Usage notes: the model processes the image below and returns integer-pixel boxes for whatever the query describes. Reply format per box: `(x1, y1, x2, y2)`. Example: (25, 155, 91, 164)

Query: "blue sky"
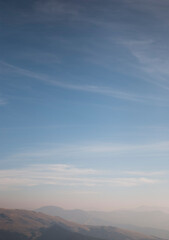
(0, 0, 169, 210)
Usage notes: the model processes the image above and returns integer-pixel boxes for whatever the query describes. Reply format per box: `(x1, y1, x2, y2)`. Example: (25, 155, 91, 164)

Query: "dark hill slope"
(0, 229, 29, 240)
(37, 225, 102, 240)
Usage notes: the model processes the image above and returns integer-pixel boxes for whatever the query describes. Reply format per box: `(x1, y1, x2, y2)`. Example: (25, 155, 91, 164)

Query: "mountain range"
(35, 206, 169, 239)
(0, 208, 165, 240)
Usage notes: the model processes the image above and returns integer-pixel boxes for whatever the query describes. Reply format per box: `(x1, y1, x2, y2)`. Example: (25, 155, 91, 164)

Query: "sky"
(0, 0, 169, 211)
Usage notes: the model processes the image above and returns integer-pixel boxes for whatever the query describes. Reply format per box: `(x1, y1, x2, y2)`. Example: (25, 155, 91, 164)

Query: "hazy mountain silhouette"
(0, 208, 163, 240)
(36, 206, 169, 239)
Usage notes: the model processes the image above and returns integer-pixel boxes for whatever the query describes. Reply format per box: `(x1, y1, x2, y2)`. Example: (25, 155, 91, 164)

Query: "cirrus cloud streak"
(0, 164, 161, 190)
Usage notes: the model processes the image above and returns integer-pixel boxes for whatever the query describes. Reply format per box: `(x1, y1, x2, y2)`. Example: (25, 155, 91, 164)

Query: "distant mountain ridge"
(0, 208, 163, 240)
(35, 206, 169, 239)
(133, 206, 169, 213)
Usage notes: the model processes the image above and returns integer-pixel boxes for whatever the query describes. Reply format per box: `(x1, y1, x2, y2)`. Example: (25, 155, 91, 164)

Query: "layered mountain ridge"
(35, 206, 169, 239)
(0, 208, 164, 240)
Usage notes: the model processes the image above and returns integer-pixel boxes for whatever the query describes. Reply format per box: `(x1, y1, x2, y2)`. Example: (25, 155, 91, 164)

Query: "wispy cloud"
(0, 97, 7, 106)
(0, 164, 160, 189)
(17, 50, 61, 65)
(124, 171, 167, 177)
(123, 39, 169, 90)
(127, 0, 169, 24)
(11, 141, 169, 160)
(34, 0, 80, 18)
(2, 141, 169, 171)
(0, 60, 168, 104)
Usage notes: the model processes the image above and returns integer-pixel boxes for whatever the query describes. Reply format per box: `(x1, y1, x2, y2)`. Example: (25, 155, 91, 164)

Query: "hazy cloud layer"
(9, 141, 169, 160)
(0, 164, 161, 189)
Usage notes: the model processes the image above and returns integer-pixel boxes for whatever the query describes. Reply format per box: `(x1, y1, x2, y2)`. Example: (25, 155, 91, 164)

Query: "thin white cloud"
(0, 164, 160, 189)
(10, 141, 169, 161)
(0, 60, 168, 104)
(124, 171, 167, 177)
(123, 39, 169, 90)
(34, 0, 80, 19)
(0, 98, 7, 105)
(127, 0, 169, 24)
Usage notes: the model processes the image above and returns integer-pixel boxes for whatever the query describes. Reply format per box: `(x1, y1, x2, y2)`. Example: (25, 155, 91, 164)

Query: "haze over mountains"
(0, 208, 164, 240)
(36, 206, 169, 239)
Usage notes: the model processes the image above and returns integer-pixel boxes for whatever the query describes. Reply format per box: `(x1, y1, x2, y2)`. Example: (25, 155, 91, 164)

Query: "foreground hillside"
(0, 208, 164, 240)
